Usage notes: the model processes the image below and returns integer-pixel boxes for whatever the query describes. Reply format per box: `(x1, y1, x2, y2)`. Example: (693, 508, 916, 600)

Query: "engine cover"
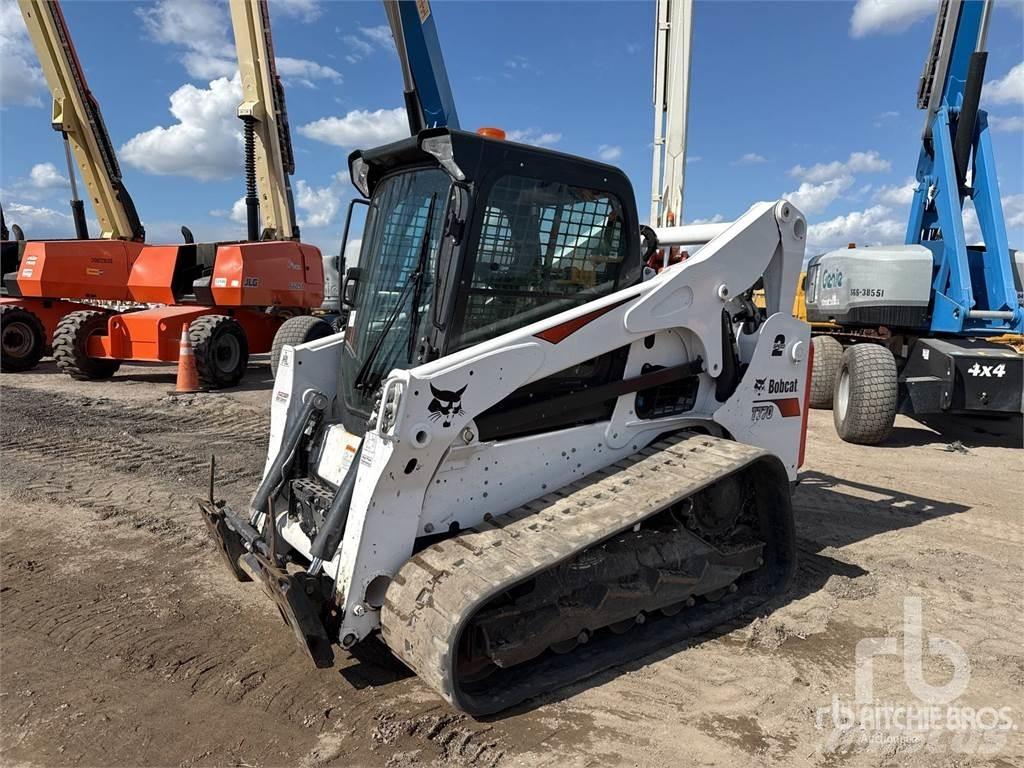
(805, 244, 933, 330)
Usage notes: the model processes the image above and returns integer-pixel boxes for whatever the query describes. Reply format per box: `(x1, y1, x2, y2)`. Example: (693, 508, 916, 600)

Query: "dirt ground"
(1, 358, 1021, 768)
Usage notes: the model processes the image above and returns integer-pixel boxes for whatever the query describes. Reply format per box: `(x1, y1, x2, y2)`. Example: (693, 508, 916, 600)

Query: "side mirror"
(342, 267, 361, 309)
(433, 182, 471, 330)
(339, 198, 369, 314)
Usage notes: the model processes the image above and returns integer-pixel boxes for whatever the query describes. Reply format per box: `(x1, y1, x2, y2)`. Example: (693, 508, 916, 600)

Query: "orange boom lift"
(4, 0, 326, 388)
(0, 0, 149, 372)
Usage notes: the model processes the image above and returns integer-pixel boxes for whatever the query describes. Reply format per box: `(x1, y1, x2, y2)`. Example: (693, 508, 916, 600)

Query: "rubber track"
(381, 433, 771, 715)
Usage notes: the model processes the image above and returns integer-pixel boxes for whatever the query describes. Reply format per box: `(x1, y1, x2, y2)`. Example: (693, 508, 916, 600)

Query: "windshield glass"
(341, 168, 450, 416)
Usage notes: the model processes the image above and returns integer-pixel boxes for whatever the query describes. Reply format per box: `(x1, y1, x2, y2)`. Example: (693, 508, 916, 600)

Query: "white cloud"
(228, 197, 248, 224)
(0, 0, 46, 107)
(295, 179, 341, 228)
(28, 162, 68, 189)
(1004, 193, 1024, 229)
(806, 204, 906, 252)
(344, 25, 395, 64)
(140, 0, 336, 85)
(215, 173, 348, 231)
(299, 107, 408, 148)
(691, 214, 725, 225)
(507, 128, 562, 147)
(276, 56, 342, 89)
(985, 62, 1024, 106)
(785, 176, 855, 215)
(597, 145, 622, 162)
(182, 53, 236, 80)
(0, 201, 74, 238)
(989, 115, 1024, 132)
(120, 74, 242, 181)
(873, 178, 917, 207)
(733, 152, 766, 166)
(789, 151, 890, 183)
(137, 0, 236, 80)
(850, 0, 935, 38)
(358, 25, 395, 51)
(270, 0, 321, 23)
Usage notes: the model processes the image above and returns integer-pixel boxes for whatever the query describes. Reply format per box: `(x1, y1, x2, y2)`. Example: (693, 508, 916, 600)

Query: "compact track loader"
(201, 128, 812, 715)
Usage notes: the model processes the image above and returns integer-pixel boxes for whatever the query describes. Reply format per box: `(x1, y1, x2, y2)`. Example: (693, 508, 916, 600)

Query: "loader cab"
(338, 128, 644, 433)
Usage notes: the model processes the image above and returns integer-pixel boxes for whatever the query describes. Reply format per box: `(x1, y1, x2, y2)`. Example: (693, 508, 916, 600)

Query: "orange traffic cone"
(172, 322, 202, 394)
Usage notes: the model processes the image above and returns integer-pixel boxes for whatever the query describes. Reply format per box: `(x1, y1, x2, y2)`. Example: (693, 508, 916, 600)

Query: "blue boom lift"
(803, 0, 1023, 444)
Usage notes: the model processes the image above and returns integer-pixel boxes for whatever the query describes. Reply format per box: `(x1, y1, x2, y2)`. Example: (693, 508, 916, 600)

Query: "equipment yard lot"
(1, 363, 1021, 768)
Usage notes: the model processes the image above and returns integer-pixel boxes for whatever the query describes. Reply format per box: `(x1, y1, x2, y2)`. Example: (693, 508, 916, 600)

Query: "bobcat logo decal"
(754, 377, 767, 395)
(428, 383, 466, 428)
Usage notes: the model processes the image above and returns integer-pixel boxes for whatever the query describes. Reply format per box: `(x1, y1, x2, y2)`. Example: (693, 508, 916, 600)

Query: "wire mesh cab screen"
(456, 174, 627, 349)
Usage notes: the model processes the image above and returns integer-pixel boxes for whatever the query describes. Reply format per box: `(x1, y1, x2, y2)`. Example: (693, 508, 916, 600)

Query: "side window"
(457, 175, 628, 348)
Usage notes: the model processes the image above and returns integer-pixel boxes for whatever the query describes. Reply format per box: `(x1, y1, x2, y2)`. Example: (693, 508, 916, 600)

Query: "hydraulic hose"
(248, 389, 327, 522)
(953, 51, 987, 196)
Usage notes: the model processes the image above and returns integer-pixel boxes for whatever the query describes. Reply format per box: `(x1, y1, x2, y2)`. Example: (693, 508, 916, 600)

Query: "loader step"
(380, 433, 796, 715)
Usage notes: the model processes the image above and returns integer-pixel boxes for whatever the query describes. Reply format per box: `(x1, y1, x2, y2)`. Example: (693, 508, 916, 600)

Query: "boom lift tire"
(0, 305, 46, 372)
(189, 315, 249, 389)
(53, 310, 121, 380)
(809, 335, 844, 409)
(270, 315, 333, 377)
(833, 343, 898, 445)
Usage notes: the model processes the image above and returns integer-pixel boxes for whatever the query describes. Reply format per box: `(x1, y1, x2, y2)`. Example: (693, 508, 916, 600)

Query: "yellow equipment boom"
(228, 0, 298, 241)
(18, 0, 144, 241)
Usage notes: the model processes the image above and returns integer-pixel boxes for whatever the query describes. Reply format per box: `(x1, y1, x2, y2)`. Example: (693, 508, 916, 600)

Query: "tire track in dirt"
(1, 374, 513, 767)
(0, 529, 511, 767)
(1, 385, 267, 545)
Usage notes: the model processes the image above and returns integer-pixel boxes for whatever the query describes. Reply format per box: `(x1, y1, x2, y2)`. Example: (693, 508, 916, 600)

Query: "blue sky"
(1, 0, 1022, 257)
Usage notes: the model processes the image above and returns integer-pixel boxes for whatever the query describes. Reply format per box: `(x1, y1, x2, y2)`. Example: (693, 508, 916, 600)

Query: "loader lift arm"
(18, 0, 144, 241)
(229, 0, 300, 242)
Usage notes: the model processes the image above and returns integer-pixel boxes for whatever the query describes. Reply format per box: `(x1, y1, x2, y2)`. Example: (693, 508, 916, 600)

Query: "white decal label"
(213, 277, 227, 287)
(967, 363, 1006, 378)
(922, 349, 930, 360)
(360, 431, 379, 467)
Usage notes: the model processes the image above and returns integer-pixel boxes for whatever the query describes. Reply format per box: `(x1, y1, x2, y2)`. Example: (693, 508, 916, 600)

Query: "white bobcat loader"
(200, 128, 812, 715)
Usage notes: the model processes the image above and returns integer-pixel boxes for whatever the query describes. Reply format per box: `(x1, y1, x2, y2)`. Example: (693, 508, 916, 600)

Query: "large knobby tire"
(809, 335, 844, 409)
(270, 315, 333, 377)
(52, 310, 121, 380)
(190, 315, 249, 389)
(0, 305, 46, 372)
(833, 344, 898, 445)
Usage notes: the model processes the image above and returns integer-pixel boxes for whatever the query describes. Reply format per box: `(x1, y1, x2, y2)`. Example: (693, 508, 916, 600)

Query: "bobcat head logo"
(428, 383, 466, 428)
(754, 377, 767, 395)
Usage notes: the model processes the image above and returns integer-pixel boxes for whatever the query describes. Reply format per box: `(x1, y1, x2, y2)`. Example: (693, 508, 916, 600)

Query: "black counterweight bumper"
(901, 337, 1023, 416)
